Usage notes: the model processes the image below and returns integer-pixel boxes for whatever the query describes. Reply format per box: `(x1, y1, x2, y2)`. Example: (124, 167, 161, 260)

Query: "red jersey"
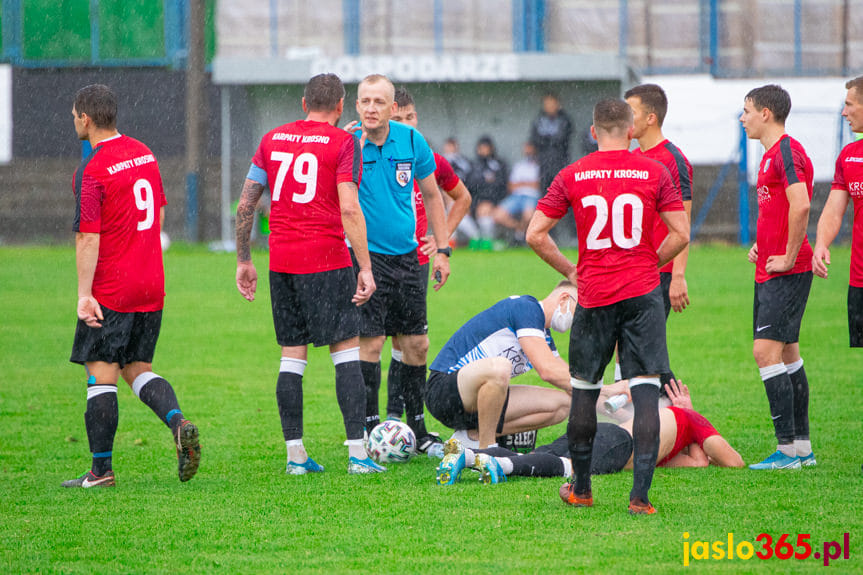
(755, 135, 814, 283)
(252, 120, 361, 274)
(538, 149, 683, 308)
(413, 152, 461, 265)
(73, 135, 166, 313)
(831, 139, 863, 287)
(633, 139, 693, 274)
(658, 407, 720, 467)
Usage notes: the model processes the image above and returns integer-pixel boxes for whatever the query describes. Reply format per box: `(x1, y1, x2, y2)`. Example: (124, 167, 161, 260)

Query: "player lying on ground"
(425, 282, 577, 458)
(435, 379, 743, 485)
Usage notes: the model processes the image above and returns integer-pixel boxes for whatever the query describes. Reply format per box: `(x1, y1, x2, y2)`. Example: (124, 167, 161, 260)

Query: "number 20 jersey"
(251, 120, 362, 274)
(538, 149, 683, 308)
(73, 135, 166, 313)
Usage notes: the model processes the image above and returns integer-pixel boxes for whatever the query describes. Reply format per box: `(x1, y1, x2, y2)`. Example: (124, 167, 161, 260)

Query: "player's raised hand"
(343, 120, 367, 149)
(432, 254, 450, 291)
(353, 268, 376, 306)
(77, 296, 104, 328)
(747, 243, 758, 264)
(236, 261, 258, 302)
(665, 378, 693, 410)
(812, 245, 831, 278)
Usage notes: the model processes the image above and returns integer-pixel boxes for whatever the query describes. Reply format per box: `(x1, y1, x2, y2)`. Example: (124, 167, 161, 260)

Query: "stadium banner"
(213, 53, 628, 85)
(0, 65, 10, 164)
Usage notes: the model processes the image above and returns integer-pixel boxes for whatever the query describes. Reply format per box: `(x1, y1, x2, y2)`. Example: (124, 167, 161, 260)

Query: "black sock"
(385, 358, 404, 418)
(763, 371, 795, 444)
(276, 371, 303, 441)
(659, 371, 676, 396)
(401, 363, 429, 439)
(630, 384, 660, 504)
(507, 453, 566, 477)
(567, 388, 600, 494)
(135, 375, 183, 432)
(361, 360, 381, 431)
(789, 365, 809, 440)
(335, 360, 365, 441)
(86, 385, 118, 476)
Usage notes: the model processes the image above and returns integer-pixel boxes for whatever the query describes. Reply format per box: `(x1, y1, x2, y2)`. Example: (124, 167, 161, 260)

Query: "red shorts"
(658, 406, 720, 466)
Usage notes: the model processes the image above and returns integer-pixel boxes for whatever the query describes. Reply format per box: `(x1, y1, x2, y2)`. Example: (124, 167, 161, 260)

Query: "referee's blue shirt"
(356, 121, 436, 255)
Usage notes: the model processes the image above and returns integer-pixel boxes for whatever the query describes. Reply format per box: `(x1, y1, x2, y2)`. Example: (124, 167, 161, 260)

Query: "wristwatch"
(436, 247, 452, 257)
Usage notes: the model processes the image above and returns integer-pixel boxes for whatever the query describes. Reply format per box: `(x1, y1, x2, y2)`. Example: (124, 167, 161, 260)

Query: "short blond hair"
(359, 74, 394, 102)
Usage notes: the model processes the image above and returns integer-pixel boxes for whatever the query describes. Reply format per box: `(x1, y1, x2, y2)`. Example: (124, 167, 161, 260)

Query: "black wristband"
(436, 247, 452, 257)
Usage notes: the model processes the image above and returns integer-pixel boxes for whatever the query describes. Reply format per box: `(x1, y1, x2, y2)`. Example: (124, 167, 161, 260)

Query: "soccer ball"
(366, 421, 416, 463)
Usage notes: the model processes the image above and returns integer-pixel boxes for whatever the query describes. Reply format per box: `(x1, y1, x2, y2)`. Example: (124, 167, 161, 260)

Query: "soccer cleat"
(61, 470, 116, 488)
(348, 456, 386, 474)
(798, 452, 817, 467)
(628, 499, 657, 515)
(175, 419, 201, 482)
(416, 432, 444, 454)
(436, 438, 466, 485)
(748, 450, 801, 470)
(474, 453, 506, 484)
(559, 481, 592, 507)
(286, 458, 324, 475)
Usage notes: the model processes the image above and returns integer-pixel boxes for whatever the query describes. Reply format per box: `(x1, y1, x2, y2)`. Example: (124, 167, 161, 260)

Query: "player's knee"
(488, 357, 512, 388)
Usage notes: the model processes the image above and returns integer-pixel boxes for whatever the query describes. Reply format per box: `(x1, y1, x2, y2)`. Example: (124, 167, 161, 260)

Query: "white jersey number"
(270, 151, 319, 204)
(581, 193, 643, 250)
(133, 178, 155, 231)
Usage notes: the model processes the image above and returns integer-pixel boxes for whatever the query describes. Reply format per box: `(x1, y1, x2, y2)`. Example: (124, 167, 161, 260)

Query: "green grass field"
(1, 244, 861, 573)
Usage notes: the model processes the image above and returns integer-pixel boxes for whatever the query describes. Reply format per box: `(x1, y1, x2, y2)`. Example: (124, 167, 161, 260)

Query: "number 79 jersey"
(251, 120, 362, 274)
(537, 149, 683, 308)
(73, 135, 166, 313)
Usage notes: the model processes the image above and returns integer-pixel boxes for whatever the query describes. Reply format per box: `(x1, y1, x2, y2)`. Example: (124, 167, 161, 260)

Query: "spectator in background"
(494, 141, 540, 245)
(530, 92, 574, 193)
(469, 135, 508, 248)
(443, 137, 480, 245)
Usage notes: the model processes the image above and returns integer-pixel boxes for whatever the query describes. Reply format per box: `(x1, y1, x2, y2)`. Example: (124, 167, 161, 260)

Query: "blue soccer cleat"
(749, 450, 801, 470)
(798, 452, 817, 467)
(436, 438, 466, 485)
(474, 453, 506, 484)
(348, 456, 386, 474)
(286, 458, 325, 475)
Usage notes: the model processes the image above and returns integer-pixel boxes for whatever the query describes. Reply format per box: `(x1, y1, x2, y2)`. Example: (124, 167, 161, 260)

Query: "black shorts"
(353, 250, 427, 337)
(419, 262, 430, 300)
(70, 307, 162, 368)
(849, 285, 863, 348)
(270, 267, 359, 347)
(532, 424, 633, 475)
(659, 272, 672, 319)
(752, 272, 812, 343)
(425, 369, 509, 432)
(569, 286, 670, 383)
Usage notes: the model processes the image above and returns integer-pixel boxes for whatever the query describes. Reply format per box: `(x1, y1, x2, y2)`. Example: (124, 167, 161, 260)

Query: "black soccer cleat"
(176, 419, 201, 482)
(416, 432, 444, 454)
(61, 469, 116, 488)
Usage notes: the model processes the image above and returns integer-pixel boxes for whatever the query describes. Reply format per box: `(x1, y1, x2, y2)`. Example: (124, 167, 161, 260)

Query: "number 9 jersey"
(249, 120, 362, 274)
(73, 134, 166, 313)
(537, 149, 683, 308)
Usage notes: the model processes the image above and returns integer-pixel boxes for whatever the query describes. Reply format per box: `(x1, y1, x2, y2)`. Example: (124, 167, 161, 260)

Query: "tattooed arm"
(235, 179, 265, 301)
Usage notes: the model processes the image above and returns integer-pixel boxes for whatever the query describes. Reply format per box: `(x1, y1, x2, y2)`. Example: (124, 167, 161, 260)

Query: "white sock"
(614, 362, 622, 382)
(777, 443, 796, 457)
(463, 447, 476, 464)
(286, 439, 308, 463)
(458, 215, 480, 239)
(496, 457, 514, 475)
(451, 430, 479, 449)
(560, 456, 572, 477)
(478, 216, 495, 238)
(794, 439, 812, 457)
(345, 438, 366, 460)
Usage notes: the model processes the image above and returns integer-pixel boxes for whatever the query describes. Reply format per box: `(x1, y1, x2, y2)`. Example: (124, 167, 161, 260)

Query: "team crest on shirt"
(395, 162, 412, 187)
(763, 159, 771, 173)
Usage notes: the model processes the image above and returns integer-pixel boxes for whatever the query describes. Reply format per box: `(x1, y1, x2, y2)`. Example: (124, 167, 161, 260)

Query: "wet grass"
(1, 244, 861, 573)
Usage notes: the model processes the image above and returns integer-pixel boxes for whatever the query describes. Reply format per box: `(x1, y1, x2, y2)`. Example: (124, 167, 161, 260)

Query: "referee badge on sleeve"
(395, 162, 412, 187)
